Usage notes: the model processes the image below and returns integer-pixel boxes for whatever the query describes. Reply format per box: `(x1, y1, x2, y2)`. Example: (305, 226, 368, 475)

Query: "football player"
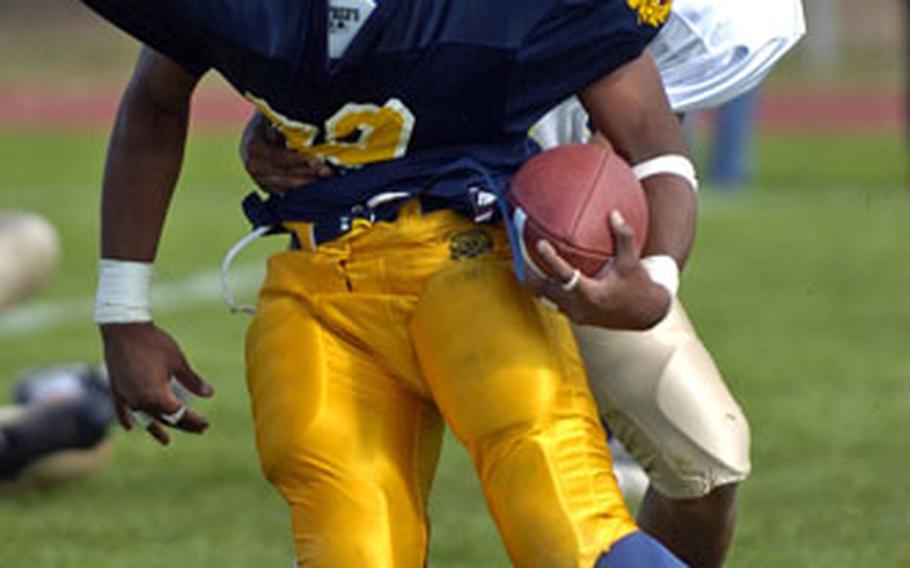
(531, 3, 805, 566)
(80, 0, 698, 564)
(239, 1, 806, 566)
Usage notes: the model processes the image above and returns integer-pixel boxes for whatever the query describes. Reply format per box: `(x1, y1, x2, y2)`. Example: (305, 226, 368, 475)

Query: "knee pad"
(573, 301, 751, 499)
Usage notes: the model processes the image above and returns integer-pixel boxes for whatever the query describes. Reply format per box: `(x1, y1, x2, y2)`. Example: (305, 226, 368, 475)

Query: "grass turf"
(0, 128, 908, 566)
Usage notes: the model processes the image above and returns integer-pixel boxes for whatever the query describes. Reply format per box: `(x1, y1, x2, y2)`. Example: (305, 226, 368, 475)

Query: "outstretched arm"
(97, 47, 213, 445)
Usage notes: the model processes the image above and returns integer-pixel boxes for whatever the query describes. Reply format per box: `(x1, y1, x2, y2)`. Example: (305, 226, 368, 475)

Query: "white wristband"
(94, 259, 153, 324)
(633, 155, 699, 192)
(641, 255, 680, 297)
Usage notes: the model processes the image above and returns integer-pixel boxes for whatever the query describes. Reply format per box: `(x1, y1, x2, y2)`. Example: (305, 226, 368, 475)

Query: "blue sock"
(595, 531, 688, 567)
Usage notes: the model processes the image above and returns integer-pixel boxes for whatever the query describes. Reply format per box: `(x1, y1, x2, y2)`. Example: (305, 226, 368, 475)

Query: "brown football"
(507, 143, 648, 277)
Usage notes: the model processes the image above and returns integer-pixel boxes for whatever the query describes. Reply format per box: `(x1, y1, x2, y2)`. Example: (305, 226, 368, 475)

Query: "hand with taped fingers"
(525, 210, 672, 330)
(240, 111, 333, 194)
(100, 322, 214, 445)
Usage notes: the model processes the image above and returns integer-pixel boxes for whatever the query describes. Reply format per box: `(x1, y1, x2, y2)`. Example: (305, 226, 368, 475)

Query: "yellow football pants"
(244, 202, 637, 567)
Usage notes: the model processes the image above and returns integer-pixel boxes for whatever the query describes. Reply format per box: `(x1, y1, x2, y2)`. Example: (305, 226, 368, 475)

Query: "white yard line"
(0, 265, 264, 337)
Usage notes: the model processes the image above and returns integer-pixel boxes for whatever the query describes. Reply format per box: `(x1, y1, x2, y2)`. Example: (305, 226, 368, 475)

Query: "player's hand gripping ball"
(507, 143, 648, 277)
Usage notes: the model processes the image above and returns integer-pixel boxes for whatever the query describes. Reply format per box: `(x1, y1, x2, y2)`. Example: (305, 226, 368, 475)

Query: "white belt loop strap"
(632, 154, 699, 192)
(366, 191, 411, 210)
(220, 225, 271, 315)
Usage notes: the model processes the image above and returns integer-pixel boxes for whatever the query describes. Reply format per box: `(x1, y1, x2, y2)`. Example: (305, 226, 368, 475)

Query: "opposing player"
(80, 0, 698, 564)
(241, 1, 806, 566)
(532, 2, 805, 566)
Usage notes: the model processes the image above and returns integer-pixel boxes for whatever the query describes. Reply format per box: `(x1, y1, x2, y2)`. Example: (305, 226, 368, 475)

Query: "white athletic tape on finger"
(633, 155, 699, 192)
(169, 376, 198, 404)
(159, 405, 187, 426)
(127, 377, 195, 431)
(130, 409, 153, 429)
(561, 269, 581, 292)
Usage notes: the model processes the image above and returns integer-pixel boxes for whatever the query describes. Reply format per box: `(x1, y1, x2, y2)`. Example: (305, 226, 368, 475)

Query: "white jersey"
(530, 0, 806, 149)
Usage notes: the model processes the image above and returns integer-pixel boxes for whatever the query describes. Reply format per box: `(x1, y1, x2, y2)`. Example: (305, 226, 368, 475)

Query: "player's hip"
(262, 200, 513, 299)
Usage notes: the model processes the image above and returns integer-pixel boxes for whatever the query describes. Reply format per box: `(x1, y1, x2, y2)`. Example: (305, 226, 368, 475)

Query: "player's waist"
(242, 139, 537, 246)
(260, 202, 513, 297)
(286, 200, 511, 255)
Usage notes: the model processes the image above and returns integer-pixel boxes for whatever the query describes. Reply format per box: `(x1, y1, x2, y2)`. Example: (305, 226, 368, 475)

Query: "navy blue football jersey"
(83, 0, 669, 232)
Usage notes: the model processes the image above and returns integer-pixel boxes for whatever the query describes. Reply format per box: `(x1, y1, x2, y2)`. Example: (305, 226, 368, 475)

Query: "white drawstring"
(220, 225, 271, 315)
(221, 193, 410, 315)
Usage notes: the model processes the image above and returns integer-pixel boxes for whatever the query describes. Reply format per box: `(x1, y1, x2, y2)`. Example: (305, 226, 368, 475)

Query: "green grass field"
(1, 126, 908, 567)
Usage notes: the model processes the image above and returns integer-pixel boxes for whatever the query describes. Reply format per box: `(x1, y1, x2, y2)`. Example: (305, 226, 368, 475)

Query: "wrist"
(632, 154, 699, 192)
(94, 259, 153, 325)
(99, 320, 153, 334)
(643, 281, 672, 328)
(641, 254, 680, 297)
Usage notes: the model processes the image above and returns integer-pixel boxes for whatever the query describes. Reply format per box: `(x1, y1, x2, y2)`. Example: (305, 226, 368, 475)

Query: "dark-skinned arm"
(98, 47, 214, 445)
(581, 52, 696, 267)
(528, 53, 697, 330)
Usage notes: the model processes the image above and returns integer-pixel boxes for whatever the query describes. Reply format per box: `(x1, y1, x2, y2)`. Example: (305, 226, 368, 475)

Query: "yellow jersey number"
(247, 94, 415, 168)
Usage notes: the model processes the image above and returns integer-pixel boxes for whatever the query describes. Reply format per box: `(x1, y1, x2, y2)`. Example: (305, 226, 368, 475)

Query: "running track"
(0, 85, 904, 133)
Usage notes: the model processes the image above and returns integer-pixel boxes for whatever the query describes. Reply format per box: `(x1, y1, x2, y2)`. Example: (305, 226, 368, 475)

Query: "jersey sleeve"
(507, 0, 668, 129)
(82, 0, 212, 76)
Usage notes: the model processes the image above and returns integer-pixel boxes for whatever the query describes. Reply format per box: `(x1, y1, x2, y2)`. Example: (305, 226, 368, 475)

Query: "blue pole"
(709, 89, 761, 190)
